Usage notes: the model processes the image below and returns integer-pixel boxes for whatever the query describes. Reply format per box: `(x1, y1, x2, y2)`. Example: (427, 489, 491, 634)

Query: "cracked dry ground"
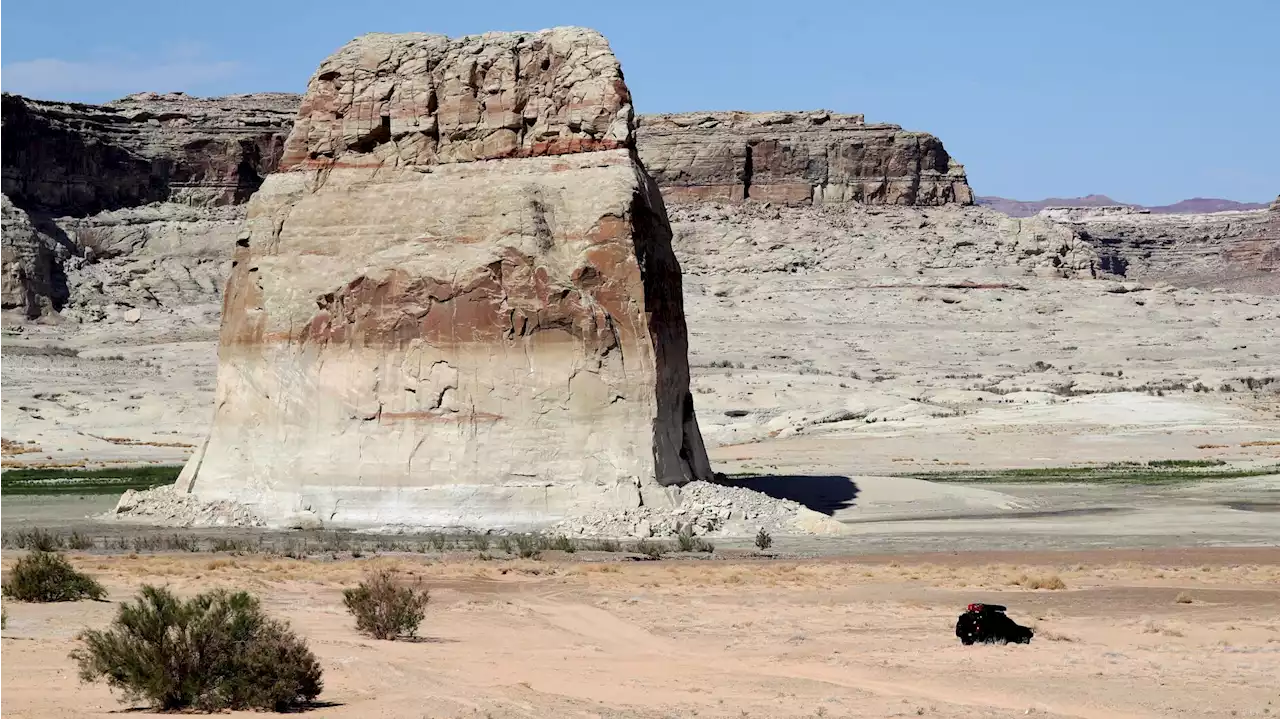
(3, 548, 1278, 718)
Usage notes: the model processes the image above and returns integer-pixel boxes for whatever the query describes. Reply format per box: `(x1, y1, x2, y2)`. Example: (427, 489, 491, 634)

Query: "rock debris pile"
(111, 486, 265, 527)
(556, 480, 849, 538)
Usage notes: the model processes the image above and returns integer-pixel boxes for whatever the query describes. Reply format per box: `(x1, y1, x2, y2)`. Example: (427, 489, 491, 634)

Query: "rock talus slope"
(177, 28, 713, 529)
(637, 111, 974, 206)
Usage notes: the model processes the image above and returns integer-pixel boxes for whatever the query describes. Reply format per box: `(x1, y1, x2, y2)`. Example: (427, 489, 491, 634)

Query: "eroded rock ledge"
(636, 110, 974, 206)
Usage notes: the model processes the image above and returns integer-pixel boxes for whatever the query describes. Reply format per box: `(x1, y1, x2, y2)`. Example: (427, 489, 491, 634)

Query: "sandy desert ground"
(3, 548, 1279, 719)
(3, 203, 1278, 717)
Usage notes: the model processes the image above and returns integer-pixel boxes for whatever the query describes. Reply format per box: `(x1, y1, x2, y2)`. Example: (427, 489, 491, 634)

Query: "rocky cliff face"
(176, 28, 712, 529)
(1, 92, 299, 320)
(2, 92, 298, 215)
(2, 92, 977, 319)
(1042, 204, 1279, 292)
(637, 111, 974, 206)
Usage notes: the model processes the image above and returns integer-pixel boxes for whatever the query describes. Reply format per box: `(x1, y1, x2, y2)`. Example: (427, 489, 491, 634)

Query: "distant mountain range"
(976, 194, 1271, 218)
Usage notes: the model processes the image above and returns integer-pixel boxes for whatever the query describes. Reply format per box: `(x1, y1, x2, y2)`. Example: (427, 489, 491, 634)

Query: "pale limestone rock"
(178, 28, 712, 529)
(1, 194, 68, 318)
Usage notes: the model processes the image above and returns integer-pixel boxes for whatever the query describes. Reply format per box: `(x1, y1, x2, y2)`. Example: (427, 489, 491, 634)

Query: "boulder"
(1, 194, 69, 317)
(177, 27, 713, 529)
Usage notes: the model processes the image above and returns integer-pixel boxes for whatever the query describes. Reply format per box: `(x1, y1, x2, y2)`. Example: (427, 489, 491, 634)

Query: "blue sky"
(2, 0, 1277, 205)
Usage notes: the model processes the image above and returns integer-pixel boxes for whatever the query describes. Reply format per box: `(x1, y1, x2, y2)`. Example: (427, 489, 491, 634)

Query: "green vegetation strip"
(897, 461, 1280, 485)
(0, 464, 182, 495)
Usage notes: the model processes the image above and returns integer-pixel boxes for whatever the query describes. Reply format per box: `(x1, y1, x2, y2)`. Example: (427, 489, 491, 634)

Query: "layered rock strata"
(2, 91, 298, 214)
(1, 92, 298, 318)
(637, 111, 974, 206)
(177, 28, 713, 528)
(1042, 203, 1279, 292)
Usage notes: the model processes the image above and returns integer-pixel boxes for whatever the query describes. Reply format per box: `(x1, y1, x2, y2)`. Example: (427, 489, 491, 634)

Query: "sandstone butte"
(173, 27, 715, 528)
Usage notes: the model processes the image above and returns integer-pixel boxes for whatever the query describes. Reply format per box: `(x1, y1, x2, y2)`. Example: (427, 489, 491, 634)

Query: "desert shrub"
(1008, 573, 1067, 590)
(342, 569, 430, 640)
(513, 534, 541, 560)
(549, 534, 576, 553)
(633, 538, 666, 559)
(754, 528, 774, 551)
(469, 532, 491, 551)
(72, 585, 321, 711)
(676, 526, 715, 553)
(2, 551, 106, 602)
(676, 525, 696, 552)
(8, 528, 62, 551)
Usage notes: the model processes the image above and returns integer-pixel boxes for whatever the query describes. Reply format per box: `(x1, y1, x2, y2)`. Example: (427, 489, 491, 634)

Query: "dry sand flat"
(2, 549, 1279, 718)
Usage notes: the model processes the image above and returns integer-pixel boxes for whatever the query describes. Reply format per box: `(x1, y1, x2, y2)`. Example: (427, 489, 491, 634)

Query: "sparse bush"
(676, 526, 696, 552)
(8, 528, 62, 552)
(212, 538, 245, 553)
(2, 551, 106, 602)
(1174, 592, 1193, 604)
(754, 528, 773, 551)
(342, 569, 430, 641)
(469, 532, 491, 552)
(513, 534, 541, 559)
(676, 526, 715, 553)
(498, 536, 514, 554)
(549, 534, 576, 553)
(1008, 573, 1067, 590)
(633, 538, 666, 559)
(72, 585, 321, 711)
(587, 538, 621, 552)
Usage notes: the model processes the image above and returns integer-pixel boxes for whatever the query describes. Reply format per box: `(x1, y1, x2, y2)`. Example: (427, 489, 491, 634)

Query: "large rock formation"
(637, 111, 974, 206)
(3, 92, 980, 319)
(2, 92, 298, 215)
(1, 92, 299, 319)
(176, 28, 713, 528)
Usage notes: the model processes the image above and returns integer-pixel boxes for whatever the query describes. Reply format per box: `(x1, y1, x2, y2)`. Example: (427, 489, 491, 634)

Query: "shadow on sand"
(714, 475, 859, 516)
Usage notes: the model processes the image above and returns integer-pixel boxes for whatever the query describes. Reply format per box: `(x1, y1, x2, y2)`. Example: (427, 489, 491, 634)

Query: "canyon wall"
(1042, 203, 1279, 292)
(175, 28, 712, 529)
(0, 92, 298, 320)
(636, 111, 974, 206)
(2, 94, 981, 318)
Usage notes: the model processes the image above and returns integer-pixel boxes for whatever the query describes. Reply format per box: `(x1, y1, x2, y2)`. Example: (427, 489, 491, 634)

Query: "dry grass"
(1240, 440, 1280, 447)
(1195, 443, 1228, 449)
(1, 438, 42, 455)
(1037, 629, 1078, 642)
(1174, 592, 1194, 604)
(7, 554, 1277, 600)
(1140, 620, 1185, 637)
(1007, 573, 1067, 590)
